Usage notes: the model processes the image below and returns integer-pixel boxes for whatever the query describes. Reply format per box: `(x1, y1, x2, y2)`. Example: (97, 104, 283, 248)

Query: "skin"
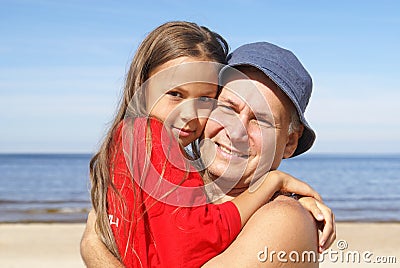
(81, 210, 124, 267)
(146, 57, 219, 147)
(81, 66, 336, 267)
(201, 67, 300, 192)
(203, 195, 320, 267)
(202, 67, 334, 267)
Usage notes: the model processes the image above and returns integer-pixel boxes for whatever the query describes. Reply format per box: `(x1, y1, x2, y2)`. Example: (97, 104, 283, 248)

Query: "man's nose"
(224, 114, 249, 151)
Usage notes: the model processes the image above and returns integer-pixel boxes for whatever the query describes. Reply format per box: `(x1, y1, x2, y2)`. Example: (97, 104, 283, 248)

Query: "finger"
(324, 213, 337, 249)
(299, 197, 324, 221)
(320, 225, 336, 253)
(316, 202, 336, 251)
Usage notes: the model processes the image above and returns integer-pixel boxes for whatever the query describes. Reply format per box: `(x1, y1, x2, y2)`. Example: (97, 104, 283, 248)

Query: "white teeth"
(218, 144, 242, 157)
(219, 145, 232, 154)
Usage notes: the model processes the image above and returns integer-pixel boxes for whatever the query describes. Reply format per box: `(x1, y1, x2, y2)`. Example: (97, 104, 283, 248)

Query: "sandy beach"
(0, 223, 86, 268)
(0, 222, 399, 267)
(319, 223, 399, 268)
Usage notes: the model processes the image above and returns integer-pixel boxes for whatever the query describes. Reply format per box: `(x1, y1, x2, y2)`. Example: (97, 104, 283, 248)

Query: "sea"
(0, 153, 399, 223)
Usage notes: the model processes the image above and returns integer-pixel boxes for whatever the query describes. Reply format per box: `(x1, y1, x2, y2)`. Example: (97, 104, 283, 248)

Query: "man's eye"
(166, 91, 182, 98)
(254, 119, 274, 128)
(217, 104, 235, 113)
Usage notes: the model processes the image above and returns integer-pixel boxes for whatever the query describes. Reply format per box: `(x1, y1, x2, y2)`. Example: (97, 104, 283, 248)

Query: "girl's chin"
(179, 139, 193, 147)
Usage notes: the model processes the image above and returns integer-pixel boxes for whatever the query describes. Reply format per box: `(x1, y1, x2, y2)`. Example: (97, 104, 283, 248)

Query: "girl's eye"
(166, 91, 182, 98)
(198, 96, 213, 102)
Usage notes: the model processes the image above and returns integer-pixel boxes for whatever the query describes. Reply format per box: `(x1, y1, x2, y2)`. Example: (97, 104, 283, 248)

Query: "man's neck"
(203, 171, 249, 204)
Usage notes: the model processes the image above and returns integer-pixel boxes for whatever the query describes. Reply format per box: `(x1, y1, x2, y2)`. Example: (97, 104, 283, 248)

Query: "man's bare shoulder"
(250, 195, 317, 233)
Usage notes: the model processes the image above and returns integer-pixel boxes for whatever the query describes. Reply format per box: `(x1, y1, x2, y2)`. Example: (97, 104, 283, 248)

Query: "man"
(81, 42, 335, 267)
(202, 41, 317, 197)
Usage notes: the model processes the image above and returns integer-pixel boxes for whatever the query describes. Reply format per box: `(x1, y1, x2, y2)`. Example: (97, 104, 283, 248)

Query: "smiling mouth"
(215, 142, 249, 158)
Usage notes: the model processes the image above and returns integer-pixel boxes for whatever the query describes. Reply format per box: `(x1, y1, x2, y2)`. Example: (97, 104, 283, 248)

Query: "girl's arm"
(231, 170, 321, 227)
(231, 170, 336, 252)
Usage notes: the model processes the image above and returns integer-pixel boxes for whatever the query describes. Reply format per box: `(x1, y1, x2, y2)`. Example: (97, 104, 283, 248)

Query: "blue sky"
(1, 0, 399, 154)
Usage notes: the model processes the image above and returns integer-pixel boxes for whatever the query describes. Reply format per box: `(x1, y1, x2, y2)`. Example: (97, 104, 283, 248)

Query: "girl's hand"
(268, 170, 322, 201)
(233, 170, 321, 227)
(298, 197, 336, 253)
(267, 170, 336, 252)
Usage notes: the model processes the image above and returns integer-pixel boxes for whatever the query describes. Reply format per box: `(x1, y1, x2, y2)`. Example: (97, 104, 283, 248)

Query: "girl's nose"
(179, 99, 198, 123)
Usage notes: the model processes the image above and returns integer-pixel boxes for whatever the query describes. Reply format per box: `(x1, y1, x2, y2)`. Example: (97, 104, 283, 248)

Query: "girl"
(90, 21, 324, 267)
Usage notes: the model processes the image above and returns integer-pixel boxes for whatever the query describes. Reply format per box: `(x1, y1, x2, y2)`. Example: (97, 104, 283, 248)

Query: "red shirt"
(107, 118, 241, 268)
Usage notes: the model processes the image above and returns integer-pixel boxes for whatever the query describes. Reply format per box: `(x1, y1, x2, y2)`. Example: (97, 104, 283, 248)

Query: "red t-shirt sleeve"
(107, 118, 241, 267)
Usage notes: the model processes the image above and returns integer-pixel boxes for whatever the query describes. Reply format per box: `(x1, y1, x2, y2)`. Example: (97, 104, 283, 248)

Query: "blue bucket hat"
(223, 42, 316, 157)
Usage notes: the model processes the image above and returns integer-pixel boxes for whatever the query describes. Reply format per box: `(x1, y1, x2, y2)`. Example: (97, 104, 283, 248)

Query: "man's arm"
(80, 210, 124, 268)
(203, 195, 319, 268)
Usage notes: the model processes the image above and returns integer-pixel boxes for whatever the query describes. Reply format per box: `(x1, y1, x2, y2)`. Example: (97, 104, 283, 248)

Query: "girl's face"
(146, 57, 219, 147)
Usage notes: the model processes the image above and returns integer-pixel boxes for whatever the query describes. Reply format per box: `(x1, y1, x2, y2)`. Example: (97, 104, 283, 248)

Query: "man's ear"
(283, 125, 304, 158)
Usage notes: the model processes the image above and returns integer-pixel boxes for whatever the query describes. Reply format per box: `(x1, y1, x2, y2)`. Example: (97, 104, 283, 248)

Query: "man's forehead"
(219, 74, 271, 112)
(220, 66, 295, 115)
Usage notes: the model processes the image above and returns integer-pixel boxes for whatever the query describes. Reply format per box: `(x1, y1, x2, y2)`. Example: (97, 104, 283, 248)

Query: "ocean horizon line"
(1, 152, 400, 157)
(1, 153, 399, 223)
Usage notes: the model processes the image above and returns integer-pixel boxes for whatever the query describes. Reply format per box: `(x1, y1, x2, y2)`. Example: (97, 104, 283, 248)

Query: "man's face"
(201, 68, 294, 190)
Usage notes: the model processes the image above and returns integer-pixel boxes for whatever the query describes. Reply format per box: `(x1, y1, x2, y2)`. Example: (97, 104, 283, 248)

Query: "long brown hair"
(89, 21, 228, 259)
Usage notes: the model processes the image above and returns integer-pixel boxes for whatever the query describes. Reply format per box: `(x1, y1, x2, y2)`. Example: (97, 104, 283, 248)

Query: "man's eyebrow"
(254, 111, 274, 121)
(218, 96, 240, 107)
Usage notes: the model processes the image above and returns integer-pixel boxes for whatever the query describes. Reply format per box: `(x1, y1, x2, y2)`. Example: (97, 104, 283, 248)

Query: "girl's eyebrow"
(167, 86, 186, 92)
(171, 85, 217, 96)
